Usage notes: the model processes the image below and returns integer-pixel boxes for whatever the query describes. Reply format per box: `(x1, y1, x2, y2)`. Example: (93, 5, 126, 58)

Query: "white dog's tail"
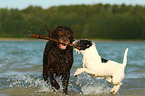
(123, 48, 129, 67)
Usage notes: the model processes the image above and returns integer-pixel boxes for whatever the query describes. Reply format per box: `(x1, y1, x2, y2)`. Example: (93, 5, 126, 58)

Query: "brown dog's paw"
(51, 80, 60, 90)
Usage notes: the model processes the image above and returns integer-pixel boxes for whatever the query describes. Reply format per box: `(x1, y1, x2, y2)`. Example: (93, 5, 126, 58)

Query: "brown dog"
(43, 26, 74, 94)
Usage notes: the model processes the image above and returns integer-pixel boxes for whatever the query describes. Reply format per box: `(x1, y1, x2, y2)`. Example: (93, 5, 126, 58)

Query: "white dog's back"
(82, 44, 128, 73)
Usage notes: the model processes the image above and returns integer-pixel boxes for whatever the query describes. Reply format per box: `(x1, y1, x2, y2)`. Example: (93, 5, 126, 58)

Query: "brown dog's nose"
(63, 38, 68, 43)
(60, 36, 69, 44)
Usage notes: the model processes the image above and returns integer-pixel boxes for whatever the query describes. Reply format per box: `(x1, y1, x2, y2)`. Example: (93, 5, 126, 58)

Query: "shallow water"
(0, 41, 145, 96)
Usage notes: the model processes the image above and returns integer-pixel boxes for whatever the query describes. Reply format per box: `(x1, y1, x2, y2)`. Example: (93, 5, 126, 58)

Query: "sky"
(0, 0, 145, 10)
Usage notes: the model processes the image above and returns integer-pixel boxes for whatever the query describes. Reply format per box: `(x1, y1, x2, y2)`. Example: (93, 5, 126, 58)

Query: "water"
(0, 41, 145, 96)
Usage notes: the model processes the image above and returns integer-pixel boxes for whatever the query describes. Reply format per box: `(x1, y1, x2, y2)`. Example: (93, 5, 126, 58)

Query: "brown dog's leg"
(43, 66, 48, 81)
(43, 74, 48, 81)
(43, 52, 49, 81)
(49, 69, 60, 90)
(62, 72, 70, 94)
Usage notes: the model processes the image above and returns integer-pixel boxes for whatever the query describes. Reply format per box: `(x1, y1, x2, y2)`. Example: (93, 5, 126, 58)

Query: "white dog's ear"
(91, 40, 93, 43)
(91, 40, 94, 45)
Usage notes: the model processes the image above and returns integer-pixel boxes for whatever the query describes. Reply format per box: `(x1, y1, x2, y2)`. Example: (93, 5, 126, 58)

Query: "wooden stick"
(30, 34, 76, 47)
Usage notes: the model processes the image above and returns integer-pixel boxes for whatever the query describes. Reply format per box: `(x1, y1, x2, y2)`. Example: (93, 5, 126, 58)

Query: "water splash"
(81, 84, 111, 95)
(8, 73, 52, 92)
(8, 73, 112, 95)
(75, 75, 111, 95)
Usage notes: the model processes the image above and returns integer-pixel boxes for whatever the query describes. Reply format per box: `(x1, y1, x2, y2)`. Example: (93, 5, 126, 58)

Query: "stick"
(30, 34, 76, 47)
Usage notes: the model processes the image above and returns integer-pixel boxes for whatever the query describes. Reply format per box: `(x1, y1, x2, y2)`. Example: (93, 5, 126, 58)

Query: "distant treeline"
(0, 4, 145, 39)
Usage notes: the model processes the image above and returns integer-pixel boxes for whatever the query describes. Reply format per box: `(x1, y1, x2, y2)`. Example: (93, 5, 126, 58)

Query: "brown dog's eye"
(58, 31, 63, 36)
(67, 33, 71, 37)
(66, 31, 71, 37)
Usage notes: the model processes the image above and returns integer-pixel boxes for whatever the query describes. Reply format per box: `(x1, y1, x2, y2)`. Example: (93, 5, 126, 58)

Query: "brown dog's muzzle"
(58, 36, 70, 50)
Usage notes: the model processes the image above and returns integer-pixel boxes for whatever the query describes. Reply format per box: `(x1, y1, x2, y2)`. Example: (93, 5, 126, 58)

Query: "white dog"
(73, 39, 128, 94)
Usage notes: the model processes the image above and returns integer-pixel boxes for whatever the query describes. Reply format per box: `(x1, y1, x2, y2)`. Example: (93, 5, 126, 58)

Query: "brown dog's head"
(49, 26, 73, 50)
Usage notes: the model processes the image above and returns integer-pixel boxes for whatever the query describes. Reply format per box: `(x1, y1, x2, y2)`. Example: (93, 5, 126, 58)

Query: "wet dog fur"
(43, 26, 74, 94)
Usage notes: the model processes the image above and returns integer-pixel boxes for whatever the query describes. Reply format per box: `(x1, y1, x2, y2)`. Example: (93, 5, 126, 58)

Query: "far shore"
(0, 38, 46, 41)
(0, 38, 145, 42)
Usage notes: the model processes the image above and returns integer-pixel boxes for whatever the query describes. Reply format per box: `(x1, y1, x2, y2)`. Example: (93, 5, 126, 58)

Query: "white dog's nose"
(72, 40, 79, 45)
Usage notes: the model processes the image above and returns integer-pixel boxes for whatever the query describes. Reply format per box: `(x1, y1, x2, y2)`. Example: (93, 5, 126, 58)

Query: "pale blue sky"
(0, 0, 145, 10)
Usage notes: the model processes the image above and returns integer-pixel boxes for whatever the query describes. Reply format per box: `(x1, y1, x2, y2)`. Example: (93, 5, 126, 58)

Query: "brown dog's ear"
(46, 26, 53, 37)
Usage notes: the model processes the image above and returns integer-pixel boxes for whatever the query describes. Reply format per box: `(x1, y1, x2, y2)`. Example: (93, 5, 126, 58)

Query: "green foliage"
(0, 4, 145, 40)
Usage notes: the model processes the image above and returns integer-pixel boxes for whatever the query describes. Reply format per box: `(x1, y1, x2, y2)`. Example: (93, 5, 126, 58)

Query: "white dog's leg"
(110, 74, 124, 94)
(74, 68, 94, 77)
(110, 85, 116, 94)
(74, 68, 87, 77)
(114, 82, 122, 94)
(111, 82, 122, 94)
(106, 77, 112, 83)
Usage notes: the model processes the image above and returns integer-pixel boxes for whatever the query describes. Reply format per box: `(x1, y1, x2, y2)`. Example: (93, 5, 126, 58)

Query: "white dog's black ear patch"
(75, 39, 92, 50)
(101, 58, 108, 63)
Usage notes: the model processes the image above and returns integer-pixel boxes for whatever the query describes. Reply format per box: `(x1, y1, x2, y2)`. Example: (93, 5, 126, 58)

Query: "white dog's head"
(73, 39, 93, 53)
